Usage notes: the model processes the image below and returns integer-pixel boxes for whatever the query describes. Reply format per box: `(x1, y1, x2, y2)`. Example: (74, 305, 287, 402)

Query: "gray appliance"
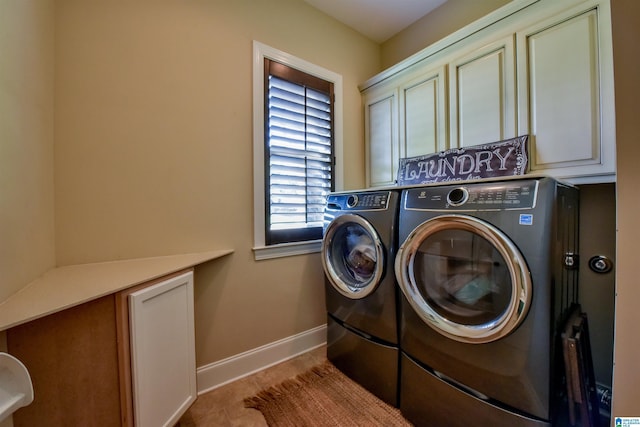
(394, 177, 579, 426)
(321, 189, 400, 406)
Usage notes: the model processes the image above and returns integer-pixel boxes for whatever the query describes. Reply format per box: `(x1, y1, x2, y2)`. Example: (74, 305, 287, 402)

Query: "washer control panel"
(405, 181, 538, 210)
(327, 191, 391, 211)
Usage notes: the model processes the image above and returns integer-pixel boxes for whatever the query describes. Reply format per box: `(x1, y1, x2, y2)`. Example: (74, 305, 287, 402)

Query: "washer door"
(395, 214, 532, 343)
(322, 214, 385, 299)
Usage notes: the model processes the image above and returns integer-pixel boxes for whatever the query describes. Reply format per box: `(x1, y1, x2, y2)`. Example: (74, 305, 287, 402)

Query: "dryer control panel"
(405, 181, 538, 210)
(327, 191, 391, 211)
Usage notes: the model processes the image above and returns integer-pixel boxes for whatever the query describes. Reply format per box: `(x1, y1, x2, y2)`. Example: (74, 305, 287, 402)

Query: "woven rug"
(244, 361, 412, 426)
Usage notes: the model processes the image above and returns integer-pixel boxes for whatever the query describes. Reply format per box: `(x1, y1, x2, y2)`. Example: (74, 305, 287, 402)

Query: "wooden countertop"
(0, 249, 233, 331)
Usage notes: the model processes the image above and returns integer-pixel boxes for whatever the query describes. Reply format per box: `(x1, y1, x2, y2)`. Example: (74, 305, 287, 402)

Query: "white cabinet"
(449, 36, 516, 148)
(364, 65, 447, 187)
(516, 0, 615, 182)
(361, 0, 615, 185)
(364, 85, 399, 187)
(6, 268, 200, 427)
(363, 35, 517, 186)
(399, 65, 447, 158)
(128, 271, 196, 427)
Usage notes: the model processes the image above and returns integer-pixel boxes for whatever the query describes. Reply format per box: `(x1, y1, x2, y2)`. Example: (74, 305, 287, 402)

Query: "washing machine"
(321, 189, 400, 407)
(394, 176, 579, 426)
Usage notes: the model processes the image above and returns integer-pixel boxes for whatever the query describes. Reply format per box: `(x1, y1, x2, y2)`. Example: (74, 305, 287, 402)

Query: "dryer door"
(395, 214, 532, 343)
(322, 214, 385, 299)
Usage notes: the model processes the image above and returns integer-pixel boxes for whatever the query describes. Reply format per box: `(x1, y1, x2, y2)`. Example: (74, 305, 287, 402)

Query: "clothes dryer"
(394, 177, 579, 426)
(322, 189, 400, 406)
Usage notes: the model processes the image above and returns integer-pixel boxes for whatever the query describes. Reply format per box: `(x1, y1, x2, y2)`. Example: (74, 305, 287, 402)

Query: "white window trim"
(252, 41, 343, 261)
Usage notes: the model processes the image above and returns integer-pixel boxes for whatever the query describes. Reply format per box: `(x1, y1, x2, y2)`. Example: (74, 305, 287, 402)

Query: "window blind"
(265, 61, 334, 245)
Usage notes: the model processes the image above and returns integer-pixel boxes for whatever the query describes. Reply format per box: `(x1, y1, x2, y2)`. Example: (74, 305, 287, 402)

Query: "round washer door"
(322, 214, 385, 299)
(395, 214, 532, 344)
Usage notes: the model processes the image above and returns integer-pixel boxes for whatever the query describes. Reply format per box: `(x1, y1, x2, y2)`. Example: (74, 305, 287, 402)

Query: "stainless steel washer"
(395, 177, 579, 426)
(322, 189, 400, 406)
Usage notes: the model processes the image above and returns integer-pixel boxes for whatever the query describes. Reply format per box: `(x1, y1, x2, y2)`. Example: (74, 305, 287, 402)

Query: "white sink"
(0, 353, 33, 422)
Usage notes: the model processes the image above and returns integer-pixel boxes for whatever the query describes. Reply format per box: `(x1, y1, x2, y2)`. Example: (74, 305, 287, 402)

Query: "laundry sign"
(396, 135, 529, 186)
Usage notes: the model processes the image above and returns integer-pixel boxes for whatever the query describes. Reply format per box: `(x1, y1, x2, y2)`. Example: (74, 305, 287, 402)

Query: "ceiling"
(303, 0, 447, 43)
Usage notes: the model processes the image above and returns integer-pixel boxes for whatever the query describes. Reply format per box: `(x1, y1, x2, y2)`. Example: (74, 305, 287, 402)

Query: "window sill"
(253, 240, 322, 261)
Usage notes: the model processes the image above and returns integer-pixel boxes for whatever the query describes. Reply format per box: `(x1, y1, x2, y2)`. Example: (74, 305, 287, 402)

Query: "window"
(264, 60, 334, 245)
(253, 42, 343, 260)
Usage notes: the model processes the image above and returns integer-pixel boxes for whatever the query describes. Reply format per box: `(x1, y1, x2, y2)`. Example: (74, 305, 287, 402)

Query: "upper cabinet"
(361, 0, 615, 186)
(400, 65, 447, 159)
(449, 35, 516, 149)
(516, 0, 615, 182)
(364, 64, 447, 188)
(364, 84, 399, 187)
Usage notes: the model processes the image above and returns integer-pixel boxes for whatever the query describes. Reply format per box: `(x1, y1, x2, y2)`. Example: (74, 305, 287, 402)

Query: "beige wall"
(611, 0, 640, 417)
(53, 0, 379, 365)
(381, 0, 511, 69)
(579, 184, 616, 387)
(0, 0, 56, 303)
(0, 4, 54, 424)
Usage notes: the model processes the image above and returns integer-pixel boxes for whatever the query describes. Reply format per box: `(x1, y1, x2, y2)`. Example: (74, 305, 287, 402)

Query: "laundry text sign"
(397, 135, 529, 185)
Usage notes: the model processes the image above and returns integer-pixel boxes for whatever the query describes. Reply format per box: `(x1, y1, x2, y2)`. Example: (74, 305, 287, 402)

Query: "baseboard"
(195, 324, 327, 394)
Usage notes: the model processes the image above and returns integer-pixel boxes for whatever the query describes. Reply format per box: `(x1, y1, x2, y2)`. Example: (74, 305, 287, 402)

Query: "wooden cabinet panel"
(7, 296, 122, 427)
(449, 36, 516, 148)
(400, 66, 447, 158)
(127, 271, 196, 427)
(365, 88, 399, 187)
(517, 0, 615, 181)
(527, 12, 598, 164)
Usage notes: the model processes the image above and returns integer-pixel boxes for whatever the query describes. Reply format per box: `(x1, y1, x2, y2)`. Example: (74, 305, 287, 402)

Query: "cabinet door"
(128, 271, 196, 427)
(399, 66, 448, 158)
(364, 87, 399, 187)
(449, 36, 517, 148)
(516, 0, 615, 182)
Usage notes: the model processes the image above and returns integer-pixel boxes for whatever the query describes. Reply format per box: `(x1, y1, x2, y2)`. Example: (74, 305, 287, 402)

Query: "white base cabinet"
(6, 269, 197, 427)
(128, 271, 196, 427)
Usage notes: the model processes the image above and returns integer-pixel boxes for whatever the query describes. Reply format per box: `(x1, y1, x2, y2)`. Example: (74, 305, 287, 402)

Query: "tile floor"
(178, 346, 328, 426)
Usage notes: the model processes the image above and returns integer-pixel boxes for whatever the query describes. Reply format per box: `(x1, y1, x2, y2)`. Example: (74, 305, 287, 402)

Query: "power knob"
(447, 187, 469, 206)
(346, 195, 359, 208)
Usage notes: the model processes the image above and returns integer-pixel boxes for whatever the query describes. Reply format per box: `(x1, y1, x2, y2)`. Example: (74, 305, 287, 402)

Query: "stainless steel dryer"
(322, 189, 399, 407)
(394, 177, 579, 426)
